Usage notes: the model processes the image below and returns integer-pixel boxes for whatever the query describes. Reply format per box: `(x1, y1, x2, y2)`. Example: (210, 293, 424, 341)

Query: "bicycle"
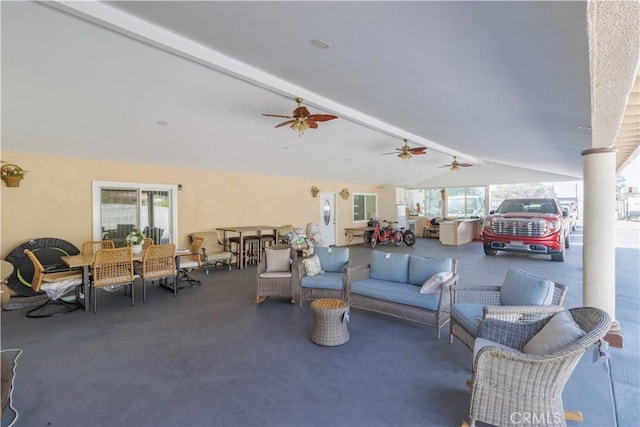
(398, 227, 416, 247)
(369, 219, 403, 248)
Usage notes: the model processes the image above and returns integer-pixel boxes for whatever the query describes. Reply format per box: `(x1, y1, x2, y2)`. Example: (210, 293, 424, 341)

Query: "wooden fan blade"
(438, 164, 451, 168)
(459, 163, 473, 167)
(409, 148, 427, 154)
(307, 114, 338, 122)
(275, 120, 295, 128)
(262, 113, 293, 118)
(381, 152, 398, 155)
(306, 120, 319, 129)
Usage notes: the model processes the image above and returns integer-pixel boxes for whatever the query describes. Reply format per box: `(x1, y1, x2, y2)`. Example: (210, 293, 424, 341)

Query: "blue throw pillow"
(370, 251, 410, 283)
(315, 246, 349, 273)
(408, 256, 453, 285)
(499, 267, 554, 306)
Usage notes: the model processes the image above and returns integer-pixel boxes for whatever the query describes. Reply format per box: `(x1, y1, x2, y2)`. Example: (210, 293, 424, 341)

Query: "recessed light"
(156, 120, 168, 126)
(282, 146, 291, 150)
(310, 39, 330, 49)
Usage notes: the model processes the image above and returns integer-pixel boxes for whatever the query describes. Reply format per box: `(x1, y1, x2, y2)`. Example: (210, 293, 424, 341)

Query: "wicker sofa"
(345, 251, 458, 338)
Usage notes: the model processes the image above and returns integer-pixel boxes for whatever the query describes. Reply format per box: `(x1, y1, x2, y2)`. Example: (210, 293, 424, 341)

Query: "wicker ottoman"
(310, 298, 350, 346)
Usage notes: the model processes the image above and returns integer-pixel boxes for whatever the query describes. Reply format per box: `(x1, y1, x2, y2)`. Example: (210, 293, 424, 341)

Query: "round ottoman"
(310, 298, 350, 346)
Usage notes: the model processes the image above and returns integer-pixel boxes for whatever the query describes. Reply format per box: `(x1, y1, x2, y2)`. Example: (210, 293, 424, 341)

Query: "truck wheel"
(551, 248, 565, 262)
(564, 235, 570, 249)
(483, 245, 497, 256)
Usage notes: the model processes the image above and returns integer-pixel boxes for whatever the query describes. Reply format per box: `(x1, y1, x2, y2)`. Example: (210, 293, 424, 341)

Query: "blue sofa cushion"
(370, 251, 410, 284)
(350, 278, 440, 311)
(300, 272, 343, 290)
(451, 303, 485, 335)
(500, 267, 554, 306)
(408, 256, 454, 286)
(315, 246, 350, 273)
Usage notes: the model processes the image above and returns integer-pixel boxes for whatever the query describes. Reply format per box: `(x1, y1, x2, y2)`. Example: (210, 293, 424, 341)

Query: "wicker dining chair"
(465, 307, 611, 427)
(255, 244, 297, 304)
(142, 237, 154, 250)
(139, 244, 176, 302)
(81, 240, 115, 255)
(23, 249, 83, 318)
(91, 247, 136, 313)
(178, 237, 203, 288)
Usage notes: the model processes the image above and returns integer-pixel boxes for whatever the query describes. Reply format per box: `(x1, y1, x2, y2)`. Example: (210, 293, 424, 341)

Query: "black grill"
(491, 219, 547, 237)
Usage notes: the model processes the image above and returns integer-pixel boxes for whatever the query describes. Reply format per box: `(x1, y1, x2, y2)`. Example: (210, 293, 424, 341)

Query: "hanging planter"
(440, 188, 446, 201)
(1, 164, 26, 187)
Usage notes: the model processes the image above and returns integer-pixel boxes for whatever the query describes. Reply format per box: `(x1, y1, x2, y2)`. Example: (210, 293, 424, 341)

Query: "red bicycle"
(368, 219, 403, 248)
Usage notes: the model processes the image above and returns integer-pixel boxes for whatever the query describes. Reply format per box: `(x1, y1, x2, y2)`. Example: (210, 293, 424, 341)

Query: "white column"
(581, 148, 618, 331)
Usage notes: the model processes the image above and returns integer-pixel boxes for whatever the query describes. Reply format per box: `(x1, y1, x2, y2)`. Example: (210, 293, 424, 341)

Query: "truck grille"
(491, 219, 548, 237)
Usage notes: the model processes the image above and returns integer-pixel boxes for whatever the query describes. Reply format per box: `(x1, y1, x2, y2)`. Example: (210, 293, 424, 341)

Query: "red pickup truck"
(482, 198, 570, 262)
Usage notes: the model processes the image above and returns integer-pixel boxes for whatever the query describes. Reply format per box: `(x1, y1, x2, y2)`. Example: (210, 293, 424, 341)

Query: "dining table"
(216, 226, 280, 269)
(61, 247, 190, 311)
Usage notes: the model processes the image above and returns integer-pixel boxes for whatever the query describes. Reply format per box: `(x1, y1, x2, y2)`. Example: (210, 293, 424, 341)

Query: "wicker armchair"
(450, 267, 568, 350)
(255, 244, 297, 304)
(466, 307, 611, 427)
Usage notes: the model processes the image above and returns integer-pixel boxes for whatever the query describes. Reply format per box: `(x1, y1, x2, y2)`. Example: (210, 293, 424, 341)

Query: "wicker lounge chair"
(450, 267, 568, 350)
(255, 244, 297, 303)
(466, 307, 611, 427)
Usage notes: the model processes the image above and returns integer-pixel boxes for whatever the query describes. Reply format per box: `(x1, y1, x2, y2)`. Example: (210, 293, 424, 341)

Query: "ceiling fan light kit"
(381, 138, 427, 160)
(262, 97, 337, 136)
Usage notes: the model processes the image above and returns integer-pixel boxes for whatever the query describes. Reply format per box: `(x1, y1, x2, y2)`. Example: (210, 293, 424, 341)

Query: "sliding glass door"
(93, 182, 178, 247)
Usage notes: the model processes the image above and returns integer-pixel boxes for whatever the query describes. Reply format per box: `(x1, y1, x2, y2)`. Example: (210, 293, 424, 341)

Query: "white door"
(319, 192, 337, 246)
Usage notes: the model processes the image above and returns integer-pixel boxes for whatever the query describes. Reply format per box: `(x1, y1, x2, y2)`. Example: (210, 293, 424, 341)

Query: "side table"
(310, 298, 350, 346)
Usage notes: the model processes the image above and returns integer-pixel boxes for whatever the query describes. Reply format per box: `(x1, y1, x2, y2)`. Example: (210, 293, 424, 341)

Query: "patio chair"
(255, 244, 297, 304)
(91, 247, 136, 313)
(465, 307, 611, 427)
(82, 240, 115, 255)
(450, 267, 568, 350)
(139, 244, 176, 302)
(294, 246, 350, 307)
(178, 237, 204, 287)
(190, 232, 232, 273)
(23, 249, 83, 318)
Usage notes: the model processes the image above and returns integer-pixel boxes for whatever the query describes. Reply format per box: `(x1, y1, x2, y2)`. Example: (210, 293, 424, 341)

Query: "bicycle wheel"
(403, 230, 416, 247)
(394, 231, 404, 246)
(370, 233, 378, 248)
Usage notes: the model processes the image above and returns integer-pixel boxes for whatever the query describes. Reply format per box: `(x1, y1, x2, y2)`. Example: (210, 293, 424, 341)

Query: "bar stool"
(260, 234, 276, 259)
(229, 235, 261, 268)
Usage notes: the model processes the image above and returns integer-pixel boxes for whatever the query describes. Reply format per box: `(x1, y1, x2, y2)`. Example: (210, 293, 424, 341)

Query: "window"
(445, 187, 485, 218)
(92, 182, 178, 246)
(353, 193, 377, 222)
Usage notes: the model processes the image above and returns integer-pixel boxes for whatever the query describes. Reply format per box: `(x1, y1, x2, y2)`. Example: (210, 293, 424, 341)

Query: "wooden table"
(344, 226, 375, 247)
(61, 249, 189, 311)
(216, 226, 279, 269)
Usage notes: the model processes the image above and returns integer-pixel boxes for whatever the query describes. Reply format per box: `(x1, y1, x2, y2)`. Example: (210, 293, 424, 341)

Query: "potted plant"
(1, 164, 26, 187)
(125, 230, 145, 254)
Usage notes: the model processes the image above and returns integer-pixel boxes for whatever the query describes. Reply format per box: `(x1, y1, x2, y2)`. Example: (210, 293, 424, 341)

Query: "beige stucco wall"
(0, 151, 381, 258)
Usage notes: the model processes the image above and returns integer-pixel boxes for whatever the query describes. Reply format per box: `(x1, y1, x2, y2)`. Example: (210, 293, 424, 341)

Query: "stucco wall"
(0, 151, 380, 257)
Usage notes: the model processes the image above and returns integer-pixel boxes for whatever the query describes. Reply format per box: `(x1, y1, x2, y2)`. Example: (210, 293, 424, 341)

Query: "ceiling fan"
(261, 97, 338, 136)
(381, 139, 427, 160)
(440, 156, 474, 170)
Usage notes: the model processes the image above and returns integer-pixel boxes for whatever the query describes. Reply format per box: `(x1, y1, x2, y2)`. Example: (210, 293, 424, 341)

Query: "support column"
(581, 147, 622, 347)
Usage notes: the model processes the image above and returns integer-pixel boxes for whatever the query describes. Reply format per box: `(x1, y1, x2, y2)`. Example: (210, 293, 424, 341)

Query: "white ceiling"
(2, 1, 637, 188)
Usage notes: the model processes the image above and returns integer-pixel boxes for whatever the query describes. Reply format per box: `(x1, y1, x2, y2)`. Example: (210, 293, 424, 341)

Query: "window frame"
(92, 181, 179, 244)
(352, 192, 377, 223)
